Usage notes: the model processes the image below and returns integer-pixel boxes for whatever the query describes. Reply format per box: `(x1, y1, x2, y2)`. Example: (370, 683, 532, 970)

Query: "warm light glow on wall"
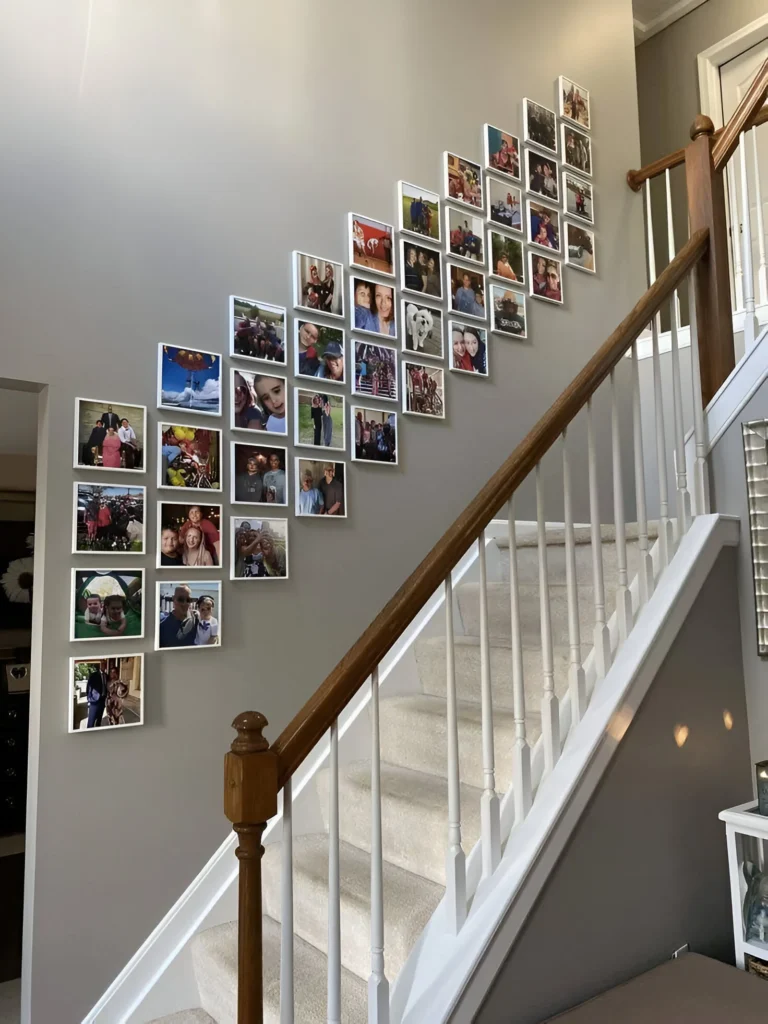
(673, 724, 689, 748)
(723, 710, 734, 731)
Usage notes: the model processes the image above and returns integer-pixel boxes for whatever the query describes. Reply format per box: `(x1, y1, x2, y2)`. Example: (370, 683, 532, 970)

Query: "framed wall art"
(229, 295, 287, 364)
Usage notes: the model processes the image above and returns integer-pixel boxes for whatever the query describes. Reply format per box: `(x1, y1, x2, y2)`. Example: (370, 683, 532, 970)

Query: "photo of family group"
(295, 459, 347, 517)
(353, 342, 398, 402)
(530, 253, 564, 304)
(156, 580, 221, 650)
(231, 443, 287, 505)
(400, 241, 443, 299)
(450, 323, 488, 376)
(491, 286, 527, 338)
(563, 172, 594, 224)
(230, 297, 286, 364)
(159, 423, 222, 489)
(157, 502, 221, 568)
(484, 124, 520, 181)
(447, 209, 484, 264)
(445, 152, 483, 209)
(232, 517, 288, 580)
(566, 224, 596, 274)
(158, 345, 221, 417)
(293, 251, 344, 318)
(231, 370, 287, 434)
(562, 124, 592, 176)
(74, 398, 145, 472)
(528, 201, 562, 253)
(69, 654, 143, 733)
(73, 483, 145, 554)
(71, 568, 144, 641)
(489, 232, 524, 283)
(525, 150, 559, 203)
(487, 178, 522, 232)
(448, 264, 486, 320)
(559, 76, 591, 130)
(523, 98, 558, 155)
(295, 320, 345, 383)
(295, 389, 345, 450)
(349, 214, 395, 277)
(352, 407, 397, 465)
(398, 181, 441, 242)
(403, 362, 445, 419)
(351, 276, 397, 339)
(403, 302, 444, 358)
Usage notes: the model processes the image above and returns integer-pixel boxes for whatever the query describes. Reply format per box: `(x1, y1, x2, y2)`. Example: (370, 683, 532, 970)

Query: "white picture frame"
(294, 458, 348, 519)
(526, 198, 562, 255)
(443, 151, 484, 211)
(230, 442, 289, 507)
(401, 361, 446, 420)
(562, 170, 595, 225)
(68, 653, 145, 734)
(349, 275, 398, 341)
(229, 295, 288, 366)
(486, 177, 524, 235)
(487, 229, 525, 285)
(156, 501, 223, 570)
(292, 250, 345, 319)
(483, 123, 522, 182)
(445, 206, 486, 265)
(351, 340, 399, 404)
(72, 482, 146, 556)
(157, 421, 223, 491)
(401, 300, 445, 360)
(157, 343, 222, 418)
(70, 567, 146, 643)
(446, 262, 488, 323)
(293, 388, 346, 452)
(230, 516, 289, 581)
(528, 251, 565, 305)
(294, 319, 346, 386)
(230, 368, 289, 436)
(73, 397, 147, 474)
(448, 322, 490, 378)
(561, 122, 593, 178)
(523, 148, 560, 204)
(155, 580, 223, 652)
(397, 180, 442, 243)
(564, 223, 597, 275)
(350, 406, 399, 466)
(490, 284, 528, 340)
(399, 238, 444, 301)
(522, 97, 558, 156)
(558, 75, 591, 131)
(348, 212, 395, 278)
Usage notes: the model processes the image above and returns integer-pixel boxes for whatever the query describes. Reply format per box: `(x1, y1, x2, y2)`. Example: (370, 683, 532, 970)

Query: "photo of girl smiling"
(231, 369, 287, 435)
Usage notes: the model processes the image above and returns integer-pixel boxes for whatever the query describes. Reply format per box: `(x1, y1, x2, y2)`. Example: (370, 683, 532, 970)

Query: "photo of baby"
(71, 568, 145, 641)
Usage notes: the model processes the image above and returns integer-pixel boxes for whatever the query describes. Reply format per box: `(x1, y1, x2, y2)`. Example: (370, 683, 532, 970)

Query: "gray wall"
(0, 2, 646, 1020)
(476, 548, 752, 1023)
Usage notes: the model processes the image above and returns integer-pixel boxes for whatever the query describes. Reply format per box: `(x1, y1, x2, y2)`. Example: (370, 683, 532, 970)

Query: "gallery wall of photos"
(65, 76, 594, 736)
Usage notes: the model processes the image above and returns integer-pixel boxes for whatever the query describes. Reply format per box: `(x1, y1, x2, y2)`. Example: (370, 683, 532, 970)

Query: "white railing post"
(665, 169, 682, 328)
(507, 498, 532, 823)
(669, 305, 692, 538)
(688, 272, 711, 515)
(536, 466, 560, 774)
(740, 134, 759, 348)
(631, 342, 655, 604)
(327, 721, 341, 1024)
(478, 533, 501, 878)
(751, 126, 768, 308)
(281, 778, 294, 1024)
(443, 574, 467, 931)
(561, 432, 586, 727)
(586, 398, 611, 679)
(369, 666, 389, 1024)
(728, 162, 744, 312)
(610, 371, 633, 644)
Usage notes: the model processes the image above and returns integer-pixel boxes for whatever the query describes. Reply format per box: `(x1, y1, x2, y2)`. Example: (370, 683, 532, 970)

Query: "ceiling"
(633, 0, 709, 43)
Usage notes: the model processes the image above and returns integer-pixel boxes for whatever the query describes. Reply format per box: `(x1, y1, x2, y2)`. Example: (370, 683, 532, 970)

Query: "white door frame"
(697, 13, 768, 127)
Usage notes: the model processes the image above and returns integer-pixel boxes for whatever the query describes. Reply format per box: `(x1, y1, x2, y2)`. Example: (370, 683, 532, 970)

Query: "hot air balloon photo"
(158, 344, 222, 416)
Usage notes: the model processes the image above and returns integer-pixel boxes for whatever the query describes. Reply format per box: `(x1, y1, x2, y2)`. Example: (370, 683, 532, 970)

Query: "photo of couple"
(448, 265, 487, 321)
(293, 251, 344, 318)
(232, 444, 287, 505)
(487, 179, 522, 232)
(232, 517, 288, 580)
(447, 209, 484, 264)
(157, 503, 221, 568)
(450, 323, 488, 376)
(349, 214, 395, 277)
(400, 241, 442, 299)
(159, 423, 222, 489)
(563, 171, 594, 224)
(71, 568, 144, 641)
(529, 253, 564, 304)
(484, 125, 520, 180)
(527, 201, 562, 253)
(525, 151, 559, 203)
(403, 362, 445, 419)
(566, 224, 596, 274)
(156, 581, 221, 650)
(403, 302, 444, 358)
(445, 152, 483, 209)
(490, 232, 524, 283)
(523, 98, 557, 154)
(562, 124, 592, 177)
(295, 460, 347, 517)
(351, 277, 397, 338)
(74, 398, 145, 472)
(399, 181, 441, 242)
(295, 389, 345, 450)
(559, 76, 591, 131)
(74, 483, 145, 554)
(352, 407, 397, 465)
(69, 654, 143, 733)
(230, 296, 286, 363)
(353, 342, 398, 402)
(157, 345, 221, 416)
(490, 286, 527, 338)
(295, 320, 345, 383)
(231, 370, 287, 434)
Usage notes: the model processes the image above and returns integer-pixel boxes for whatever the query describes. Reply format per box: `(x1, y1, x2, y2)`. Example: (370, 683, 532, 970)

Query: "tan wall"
(0, 453, 36, 493)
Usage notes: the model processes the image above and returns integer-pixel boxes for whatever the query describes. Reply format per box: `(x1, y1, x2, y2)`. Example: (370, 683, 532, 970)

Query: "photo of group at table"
(232, 443, 287, 505)
(69, 654, 144, 733)
(157, 502, 221, 567)
(156, 580, 221, 650)
(232, 517, 288, 580)
(74, 398, 145, 471)
(73, 483, 145, 554)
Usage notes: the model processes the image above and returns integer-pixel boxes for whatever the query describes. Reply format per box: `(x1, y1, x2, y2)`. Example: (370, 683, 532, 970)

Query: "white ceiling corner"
(633, 0, 709, 44)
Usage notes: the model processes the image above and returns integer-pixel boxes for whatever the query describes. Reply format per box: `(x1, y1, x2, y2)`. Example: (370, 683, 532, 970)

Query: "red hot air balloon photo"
(157, 344, 222, 417)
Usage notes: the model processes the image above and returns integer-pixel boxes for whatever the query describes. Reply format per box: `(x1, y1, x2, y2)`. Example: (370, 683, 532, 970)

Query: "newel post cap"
(230, 710, 269, 754)
(690, 114, 715, 140)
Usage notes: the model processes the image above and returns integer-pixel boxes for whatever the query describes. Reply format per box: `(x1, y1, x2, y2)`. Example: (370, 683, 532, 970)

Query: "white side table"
(720, 800, 768, 969)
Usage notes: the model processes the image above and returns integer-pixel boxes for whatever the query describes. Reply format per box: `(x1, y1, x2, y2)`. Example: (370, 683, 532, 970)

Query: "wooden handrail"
(712, 58, 768, 171)
(272, 227, 710, 787)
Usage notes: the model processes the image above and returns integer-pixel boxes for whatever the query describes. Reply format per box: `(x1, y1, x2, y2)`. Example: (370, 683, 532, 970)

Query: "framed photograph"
(69, 654, 144, 733)
(157, 502, 222, 569)
(443, 152, 484, 210)
(158, 422, 222, 490)
(522, 98, 557, 155)
(350, 276, 398, 340)
(292, 251, 344, 318)
(488, 231, 524, 284)
(351, 407, 398, 465)
(231, 369, 287, 434)
(563, 171, 594, 224)
(527, 199, 562, 254)
(529, 252, 564, 305)
(231, 443, 288, 506)
(449, 322, 488, 376)
(524, 149, 559, 203)
(447, 263, 487, 321)
(397, 181, 441, 242)
(483, 124, 521, 181)
(231, 517, 288, 580)
(565, 223, 596, 274)
(229, 296, 287, 365)
(295, 320, 345, 384)
(561, 123, 592, 177)
(348, 213, 395, 277)
(352, 341, 398, 402)
(295, 459, 347, 517)
(446, 208, 485, 264)
(487, 178, 523, 233)
(402, 301, 444, 359)
(294, 388, 345, 451)
(72, 483, 145, 555)
(402, 361, 445, 419)
(399, 239, 443, 300)
(559, 75, 591, 130)
(70, 568, 145, 642)
(490, 285, 527, 338)
(73, 397, 146, 473)
(157, 344, 222, 417)
(156, 580, 222, 651)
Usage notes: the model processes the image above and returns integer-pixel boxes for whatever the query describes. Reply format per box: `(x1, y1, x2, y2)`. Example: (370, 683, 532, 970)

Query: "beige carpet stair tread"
(496, 520, 661, 548)
(148, 1010, 216, 1024)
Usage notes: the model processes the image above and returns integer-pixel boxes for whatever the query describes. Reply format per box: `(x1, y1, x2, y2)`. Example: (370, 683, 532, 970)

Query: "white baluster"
(561, 433, 586, 727)
(728, 162, 744, 311)
(740, 133, 759, 348)
(327, 722, 341, 1024)
(610, 371, 633, 644)
(665, 169, 681, 328)
(644, 179, 657, 289)
(688, 273, 710, 515)
(507, 498, 532, 821)
(751, 126, 768, 308)
(631, 342, 655, 604)
(669, 306, 692, 538)
(369, 667, 389, 1023)
(478, 532, 501, 878)
(536, 466, 560, 773)
(444, 574, 467, 930)
(587, 398, 611, 679)
(281, 778, 294, 1024)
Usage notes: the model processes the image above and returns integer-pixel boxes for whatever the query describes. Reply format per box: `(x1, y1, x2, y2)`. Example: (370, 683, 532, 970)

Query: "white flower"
(1, 557, 34, 603)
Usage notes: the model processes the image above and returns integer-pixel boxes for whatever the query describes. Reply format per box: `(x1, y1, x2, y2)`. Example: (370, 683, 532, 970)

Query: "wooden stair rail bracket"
(225, 711, 278, 1024)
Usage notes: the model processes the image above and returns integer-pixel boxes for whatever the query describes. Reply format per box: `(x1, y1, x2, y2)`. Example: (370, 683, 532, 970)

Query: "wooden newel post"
(685, 114, 735, 407)
(225, 711, 279, 1024)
